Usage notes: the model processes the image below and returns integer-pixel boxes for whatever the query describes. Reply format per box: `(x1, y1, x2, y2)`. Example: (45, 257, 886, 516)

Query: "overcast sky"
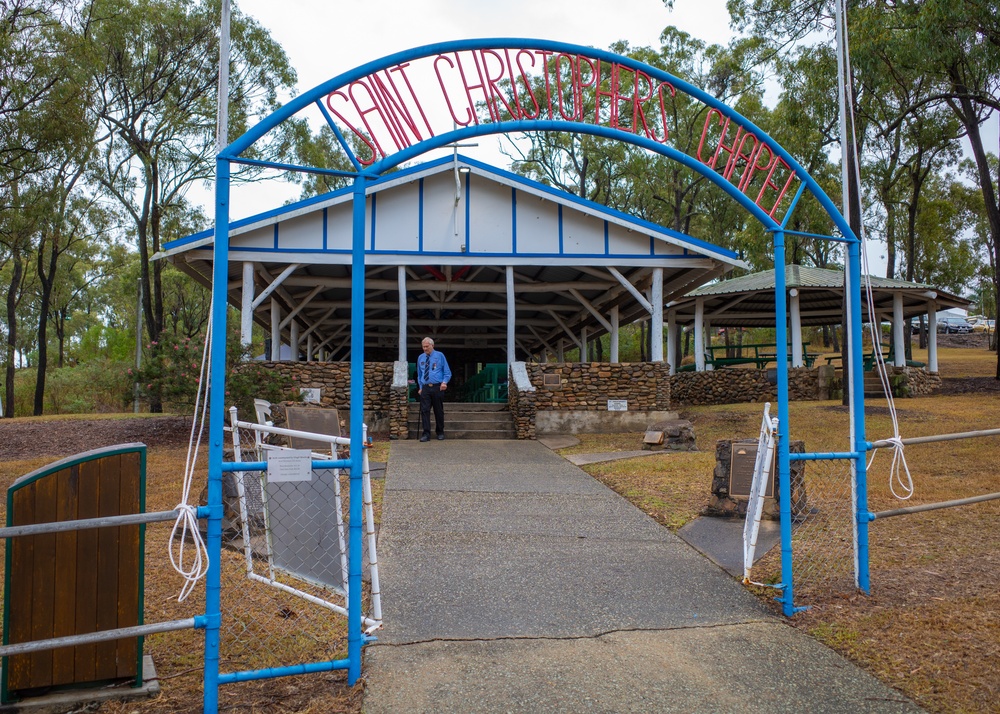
(204, 0, 987, 278)
(237, 0, 734, 100)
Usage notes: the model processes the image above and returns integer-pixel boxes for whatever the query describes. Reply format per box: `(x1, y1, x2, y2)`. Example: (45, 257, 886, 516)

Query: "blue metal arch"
(221, 37, 859, 245)
(205, 38, 870, 710)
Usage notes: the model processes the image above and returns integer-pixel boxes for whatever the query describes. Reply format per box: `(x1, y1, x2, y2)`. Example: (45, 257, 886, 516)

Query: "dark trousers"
(419, 384, 445, 436)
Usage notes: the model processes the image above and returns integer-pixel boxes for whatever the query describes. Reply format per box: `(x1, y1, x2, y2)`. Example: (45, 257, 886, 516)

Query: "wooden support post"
(790, 288, 803, 367)
(241, 261, 254, 348)
(651, 267, 663, 362)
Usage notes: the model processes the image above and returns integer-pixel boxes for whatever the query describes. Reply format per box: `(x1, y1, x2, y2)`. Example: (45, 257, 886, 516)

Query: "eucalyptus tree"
(730, 0, 1000, 376)
(0, 0, 85, 417)
(47, 237, 109, 368)
(907, 174, 979, 298)
(901, 0, 1000, 375)
(83, 0, 296, 356)
(159, 204, 210, 338)
(31, 154, 113, 414)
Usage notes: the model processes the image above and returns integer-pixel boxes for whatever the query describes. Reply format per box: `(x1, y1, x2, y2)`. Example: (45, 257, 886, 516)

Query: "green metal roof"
(667, 265, 970, 327)
(685, 266, 935, 297)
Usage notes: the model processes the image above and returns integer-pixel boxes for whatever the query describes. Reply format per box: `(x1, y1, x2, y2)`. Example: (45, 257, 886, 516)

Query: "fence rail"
(0, 619, 198, 658)
(0, 508, 189, 539)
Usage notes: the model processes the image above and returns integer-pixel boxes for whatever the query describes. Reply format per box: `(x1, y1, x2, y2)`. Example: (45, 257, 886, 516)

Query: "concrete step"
(407, 402, 515, 439)
(406, 402, 507, 412)
(863, 375, 887, 397)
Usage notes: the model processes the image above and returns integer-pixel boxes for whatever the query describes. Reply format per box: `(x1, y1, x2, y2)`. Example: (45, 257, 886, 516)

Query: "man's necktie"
(422, 358, 430, 384)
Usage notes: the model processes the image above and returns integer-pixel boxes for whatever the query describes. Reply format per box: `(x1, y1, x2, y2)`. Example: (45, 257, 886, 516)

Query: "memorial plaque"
(285, 406, 342, 453)
(607, 399, 628, 411)
(543, 374, 561, 386)
(729, 443, 776, 498)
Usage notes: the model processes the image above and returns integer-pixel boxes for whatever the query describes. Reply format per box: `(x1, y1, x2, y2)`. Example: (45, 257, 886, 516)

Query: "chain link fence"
(214, 410, 381, 673)
(750, 456, 858, 606)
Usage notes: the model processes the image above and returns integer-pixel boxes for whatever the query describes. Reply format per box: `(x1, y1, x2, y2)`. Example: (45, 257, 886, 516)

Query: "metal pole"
(870, 427, 1000, 449)
(0, 618, 197, 658)
(216, 0, 230, 152)
(870, 492, 1000, 520)
(348, 175, 367, 685)
(206, 0, 231, 701)
(848, 231, 870, 594)
(0, 509, 184, 539)
(204, 157, 230, 714)
(773, 231, 796, 617)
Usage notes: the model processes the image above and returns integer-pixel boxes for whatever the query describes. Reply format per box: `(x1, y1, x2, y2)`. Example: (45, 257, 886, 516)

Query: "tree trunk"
(33, 228, 60, 415)
(950, 69, 1000, 379)
(5, 249, 24, 419)
(56, 306, 67, 368)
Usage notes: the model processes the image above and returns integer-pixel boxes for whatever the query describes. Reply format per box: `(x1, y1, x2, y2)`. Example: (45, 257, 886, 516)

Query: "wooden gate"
(2, 443, 146, 702)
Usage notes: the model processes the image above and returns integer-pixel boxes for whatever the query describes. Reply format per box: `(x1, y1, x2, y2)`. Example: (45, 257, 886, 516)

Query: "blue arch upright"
(204, 38, 870, 710)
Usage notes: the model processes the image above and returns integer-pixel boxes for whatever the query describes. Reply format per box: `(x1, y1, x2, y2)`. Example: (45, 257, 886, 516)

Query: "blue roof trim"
(185, 244, 712, 260)
(165, 153, 740, 262)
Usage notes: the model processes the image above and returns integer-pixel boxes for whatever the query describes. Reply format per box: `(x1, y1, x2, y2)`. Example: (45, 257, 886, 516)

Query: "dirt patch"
(2, 415, 194, 460)
(935, 376, 1000, 395)
(933, 332, 991, 349)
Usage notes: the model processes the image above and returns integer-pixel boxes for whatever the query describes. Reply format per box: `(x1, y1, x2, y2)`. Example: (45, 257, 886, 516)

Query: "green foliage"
(134, 332, 298, 417)
(10, 360, 132, 416)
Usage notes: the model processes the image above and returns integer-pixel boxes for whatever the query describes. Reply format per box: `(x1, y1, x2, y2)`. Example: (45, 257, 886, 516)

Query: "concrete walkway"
(362, 440, 920, 713)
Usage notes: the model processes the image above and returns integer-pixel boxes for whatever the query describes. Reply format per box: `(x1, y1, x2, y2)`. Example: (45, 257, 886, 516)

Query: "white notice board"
(266, 449, 313, 483)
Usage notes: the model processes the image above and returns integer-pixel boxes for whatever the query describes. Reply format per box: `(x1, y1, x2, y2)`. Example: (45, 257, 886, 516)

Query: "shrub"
(7, 361, 132, 416)
(44, 360, 132, 413)
(134, 332, 298, 416)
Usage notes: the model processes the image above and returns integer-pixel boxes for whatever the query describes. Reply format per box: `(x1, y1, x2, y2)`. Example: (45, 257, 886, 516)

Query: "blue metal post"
(203, 158, 230, 712)
(347, 176, 366, 685)
(773, 230, 796, 617)
(847, 238, 870, 593)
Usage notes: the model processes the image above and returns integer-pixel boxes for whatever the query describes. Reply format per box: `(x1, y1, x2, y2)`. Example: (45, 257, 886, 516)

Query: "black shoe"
(437, 434, 445, 440)
(419, 434, 430, 442)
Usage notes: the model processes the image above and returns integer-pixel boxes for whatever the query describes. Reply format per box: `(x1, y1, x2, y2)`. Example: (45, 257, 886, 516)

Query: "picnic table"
(823, 344, 925, 371)
(704, 342, 815, 369)
(757, 351, 821, 368)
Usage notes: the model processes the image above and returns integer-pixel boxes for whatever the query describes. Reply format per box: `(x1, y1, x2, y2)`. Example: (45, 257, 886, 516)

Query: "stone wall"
(527, 362, 671, 410)
(256, 361, 404, 435)
(508, 372, 538, 440)
(668, 367, 819, 406)
(898, 366, 942, 396)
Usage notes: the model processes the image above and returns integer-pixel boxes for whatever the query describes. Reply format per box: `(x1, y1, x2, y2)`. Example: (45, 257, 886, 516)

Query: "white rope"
(838, 3, 913, 500)
(168, 319, 212, 600)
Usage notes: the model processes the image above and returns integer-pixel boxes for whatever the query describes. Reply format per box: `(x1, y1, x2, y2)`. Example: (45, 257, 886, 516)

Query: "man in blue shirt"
(417, 337, 452, 442)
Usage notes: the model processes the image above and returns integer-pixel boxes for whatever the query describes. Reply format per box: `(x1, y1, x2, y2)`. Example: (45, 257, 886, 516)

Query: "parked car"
(968, 317, 995, 333)
(937, 316, 973, 334)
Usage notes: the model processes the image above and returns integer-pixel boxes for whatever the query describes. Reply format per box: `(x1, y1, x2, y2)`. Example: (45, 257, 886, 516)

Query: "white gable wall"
(468, 175, 513, 254)
(220, 167, 723, 267)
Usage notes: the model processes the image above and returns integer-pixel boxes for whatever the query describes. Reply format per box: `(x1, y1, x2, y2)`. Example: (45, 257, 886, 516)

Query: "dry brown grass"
(566, 346, 1000, 714)
(2, 347, 996, 712)
(0, 440, 381, 712)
